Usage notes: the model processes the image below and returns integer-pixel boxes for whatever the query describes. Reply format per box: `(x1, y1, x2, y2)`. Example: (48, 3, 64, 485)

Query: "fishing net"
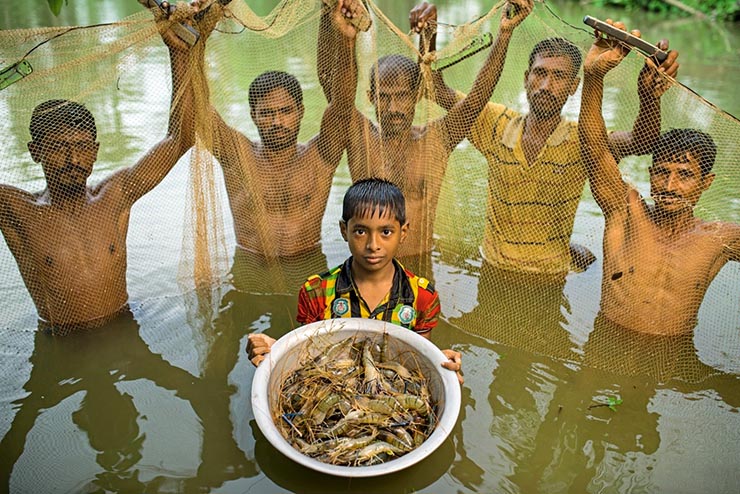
(0, 0, 738, 384)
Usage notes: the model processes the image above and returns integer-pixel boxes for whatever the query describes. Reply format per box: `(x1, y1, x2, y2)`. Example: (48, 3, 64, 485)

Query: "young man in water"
(318, 0, 533, 273)
(579, 20, 740, 335)
(206, 0, 360, 260)
(0, 4, 201, 331)
(422, 4, 672, 276)
(247, 178, 463, 381)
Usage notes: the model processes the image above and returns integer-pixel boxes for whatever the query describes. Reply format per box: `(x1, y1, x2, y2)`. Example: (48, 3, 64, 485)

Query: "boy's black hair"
(248, 71, 303, 109)
(342, 178, 406, 225)
(652, 128, 717, 176)
(30, 99, 97, 141)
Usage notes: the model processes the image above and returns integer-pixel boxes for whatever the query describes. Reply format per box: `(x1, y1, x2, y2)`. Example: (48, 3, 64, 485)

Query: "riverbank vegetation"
(44, 0, 740, 20)
(583, 0, 739, 20)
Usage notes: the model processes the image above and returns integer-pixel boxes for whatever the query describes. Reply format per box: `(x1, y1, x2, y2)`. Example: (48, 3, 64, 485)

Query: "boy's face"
(340, 208, 408, 276)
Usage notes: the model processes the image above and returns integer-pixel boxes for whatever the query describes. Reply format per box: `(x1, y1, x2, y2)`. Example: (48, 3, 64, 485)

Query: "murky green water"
(1, 1, 739, 493)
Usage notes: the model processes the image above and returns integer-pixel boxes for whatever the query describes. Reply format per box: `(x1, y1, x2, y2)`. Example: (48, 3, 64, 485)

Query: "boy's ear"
(339, 220, 348, 241)
(399, 222, 409, 243)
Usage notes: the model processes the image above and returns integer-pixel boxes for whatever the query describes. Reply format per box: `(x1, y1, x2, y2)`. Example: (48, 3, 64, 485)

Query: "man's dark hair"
(342, 177, 406, 225)
(30, 99, 97, 141)
(368, 54, 421, 100)
(652, 128, 717, 176)
(248, 71, 303, 109)
(528, 37, 582, 77)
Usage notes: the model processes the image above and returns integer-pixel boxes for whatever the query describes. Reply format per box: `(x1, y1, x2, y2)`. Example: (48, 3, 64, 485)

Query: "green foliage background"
(585, 0, 740, 20)
(46, 0, 67, 16)
(45, 0, 740, 20)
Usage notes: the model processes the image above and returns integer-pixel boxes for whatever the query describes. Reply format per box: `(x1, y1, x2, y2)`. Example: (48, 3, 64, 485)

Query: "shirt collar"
(501, 114, 571, 150)
(335, 257, 415, 306)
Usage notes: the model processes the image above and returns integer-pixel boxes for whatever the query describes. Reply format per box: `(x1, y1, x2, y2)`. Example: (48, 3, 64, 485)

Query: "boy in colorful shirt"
(247, 178, 463, 382)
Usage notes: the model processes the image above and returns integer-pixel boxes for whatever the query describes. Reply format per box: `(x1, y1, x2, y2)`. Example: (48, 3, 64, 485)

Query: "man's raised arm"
(607, 39, 679, 160)
(317, 1, 342, 102)
(103, 2, 204, 204)
(315, 0, 360, 166)
(436, 0, 532, 151)
(410, 2, 456, 111)
(579, 21, 637, 214)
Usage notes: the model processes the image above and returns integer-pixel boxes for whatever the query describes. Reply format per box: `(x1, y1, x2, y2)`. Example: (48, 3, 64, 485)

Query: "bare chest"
(605, 220, 725, 291)
(24, 205, 128, 271)
(363, 136, 447, 199)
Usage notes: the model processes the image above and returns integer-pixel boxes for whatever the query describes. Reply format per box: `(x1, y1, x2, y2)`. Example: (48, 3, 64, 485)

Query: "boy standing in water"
(247, 178, 463, 382)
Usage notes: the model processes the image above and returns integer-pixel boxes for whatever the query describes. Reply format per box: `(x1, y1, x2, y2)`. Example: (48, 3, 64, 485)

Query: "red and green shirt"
(296, 257, 440, 334)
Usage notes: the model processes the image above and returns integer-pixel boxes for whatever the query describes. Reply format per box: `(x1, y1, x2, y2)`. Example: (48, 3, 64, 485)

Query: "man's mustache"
(57, 164, 88, 176)
(654, 192, 681, 199)
(532, 90, 556, 102)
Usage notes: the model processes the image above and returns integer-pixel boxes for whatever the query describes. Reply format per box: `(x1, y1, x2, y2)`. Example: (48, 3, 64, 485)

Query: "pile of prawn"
(274, 333, 438, 466)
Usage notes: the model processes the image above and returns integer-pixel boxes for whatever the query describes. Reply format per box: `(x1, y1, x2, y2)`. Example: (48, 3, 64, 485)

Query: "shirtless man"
(0, 6, 199, 330)
(579, 21, 739, 334)
(207, 0, 360, 258)
(318, 0, 534, 268)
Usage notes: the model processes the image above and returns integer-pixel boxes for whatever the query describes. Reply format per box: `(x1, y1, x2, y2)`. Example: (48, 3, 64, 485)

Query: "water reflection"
(176, 247, 324, 491)
(0, 307, 202, 492)
(449, 261, 580, 361)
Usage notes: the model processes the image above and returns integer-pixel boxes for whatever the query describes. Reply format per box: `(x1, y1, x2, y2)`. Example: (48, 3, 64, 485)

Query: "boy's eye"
(382, 229, 393, 236)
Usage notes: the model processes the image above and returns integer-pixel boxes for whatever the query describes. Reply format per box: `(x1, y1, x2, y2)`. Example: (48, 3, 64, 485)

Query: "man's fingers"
(410, 3, 436, 33)
(662, 49, 680, 77)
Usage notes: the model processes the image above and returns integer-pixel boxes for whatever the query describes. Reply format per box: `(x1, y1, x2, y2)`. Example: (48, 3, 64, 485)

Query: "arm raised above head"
(411, 2, 457, 111)
(439, 0, 532, 151)
(607, 39, 680, 160)
(579, 20, 634, 215)
(102, 2, 205, 204)
(316, 0, 360, 166)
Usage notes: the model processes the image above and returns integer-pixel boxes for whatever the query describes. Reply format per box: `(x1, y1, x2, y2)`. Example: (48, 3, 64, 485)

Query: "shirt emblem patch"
(398, 305, 416, 325)
(332, 298, 350, 316)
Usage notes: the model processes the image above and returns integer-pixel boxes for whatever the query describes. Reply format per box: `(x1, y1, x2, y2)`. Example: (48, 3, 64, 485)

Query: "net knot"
(421, 52, 437, 65)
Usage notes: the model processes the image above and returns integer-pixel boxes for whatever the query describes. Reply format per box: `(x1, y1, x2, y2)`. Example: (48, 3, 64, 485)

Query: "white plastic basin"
(251, 317, 461, 477)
